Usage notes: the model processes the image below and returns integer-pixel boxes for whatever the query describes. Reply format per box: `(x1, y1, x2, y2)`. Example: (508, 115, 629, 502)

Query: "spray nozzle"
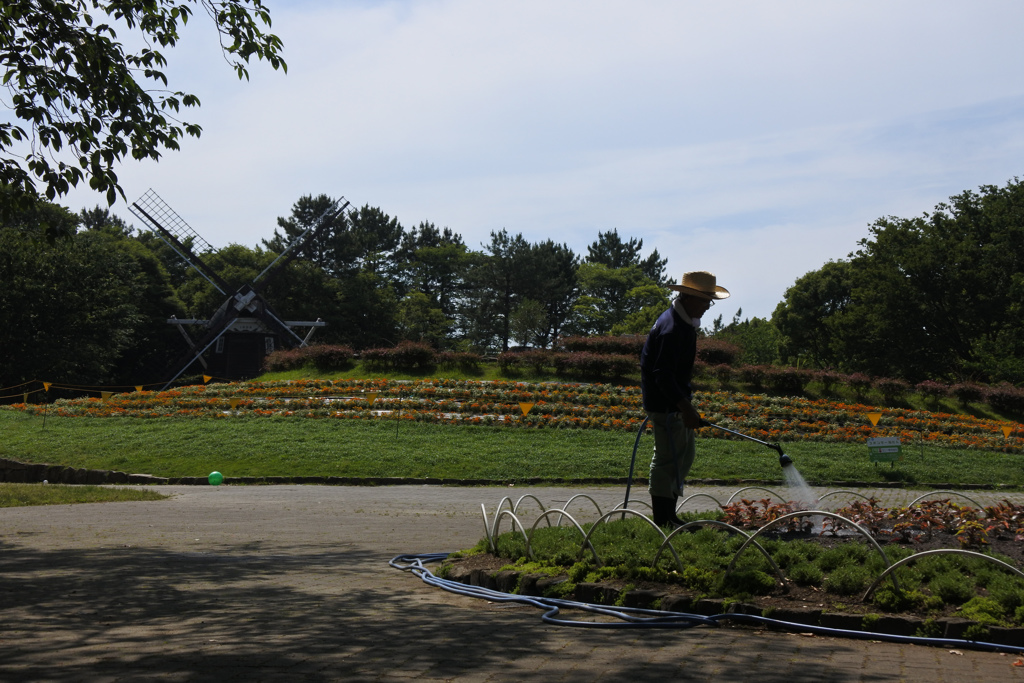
(768, 442, 794, 468)
(701, 420, 794, 468)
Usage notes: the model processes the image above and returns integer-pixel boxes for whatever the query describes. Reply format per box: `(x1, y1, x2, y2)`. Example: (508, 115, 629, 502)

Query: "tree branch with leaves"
(0, 0, 286, 210)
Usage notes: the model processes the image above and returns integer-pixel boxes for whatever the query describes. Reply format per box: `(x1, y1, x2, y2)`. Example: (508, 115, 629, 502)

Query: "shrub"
(823, 565, 871, 596)
(872, 585, 928, 612)
(719, 569, 777, 596)
(847, 373, 873, 396)
(303, 344, 355, 371)
(360, 347, 389, 368)
(697, 338, 741, 366)
(770, 544, 806, 569)
(681, 565, 717, 592)
(263, 348, 305, 372)
(361, 341, 436, 371)
(691, 359, 709, 380)
(950, 382, 985, 405)
(763, 366, 811, 395)
(497, 349, 552, 374)
(710, 364, 734, 384)
(393, 341, 436, 369)
(956, 596, 1006, 626)
(557, 335, 645, 356)
(263, 345, 354, 372)
(788, 562, 823, 587)
(437, 351, 482, 372)
(739, 365, 769, 390)
(814, 370, 843, 394)
(816, 547, 847, 572)
(929, 572, 975, 605)
(986, 383, 1024, 414)
(986, 576, 1024, 616)
(874, 377, 911, 402)
(552, 352, 637, 379)
(496, 351, 518, 372)
(916, 380, 950, 401)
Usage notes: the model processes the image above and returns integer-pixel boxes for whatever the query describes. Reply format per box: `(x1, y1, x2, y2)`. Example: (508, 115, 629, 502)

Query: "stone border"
(442, 563, 1024, 646)
(0, 458, 1019, 489)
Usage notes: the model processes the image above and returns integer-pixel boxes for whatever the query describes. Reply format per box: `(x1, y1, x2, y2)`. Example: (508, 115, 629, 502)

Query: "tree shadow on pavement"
(0, 539, 950, 681)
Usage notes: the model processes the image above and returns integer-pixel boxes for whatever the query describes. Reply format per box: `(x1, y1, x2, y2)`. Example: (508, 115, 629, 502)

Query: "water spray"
(699, 420, 794, 468)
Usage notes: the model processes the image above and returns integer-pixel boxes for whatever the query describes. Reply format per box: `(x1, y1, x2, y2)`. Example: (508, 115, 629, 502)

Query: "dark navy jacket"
(639, 305, 697, 414)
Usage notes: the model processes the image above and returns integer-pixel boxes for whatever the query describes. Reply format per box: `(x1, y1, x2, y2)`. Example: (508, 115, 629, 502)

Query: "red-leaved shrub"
(263, 345, 355, 372)
(557, 335, 645, 356)
(552, 352, 637, 379)
(361, 341, 436, 370)
(951, 382, 985, 405)
(986, 383, 1024, 413)
(916, 380, 950, 401)
(874, 377, 911, 402)
(697, 338, 741, 366)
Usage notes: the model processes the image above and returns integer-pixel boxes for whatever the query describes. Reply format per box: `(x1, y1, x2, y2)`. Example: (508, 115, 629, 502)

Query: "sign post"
(867, 436, 902, 467)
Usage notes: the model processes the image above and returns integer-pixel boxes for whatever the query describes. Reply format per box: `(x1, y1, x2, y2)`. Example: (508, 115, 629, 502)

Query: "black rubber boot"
(650, 496, 679, 528)
(670, 494, 687, 527)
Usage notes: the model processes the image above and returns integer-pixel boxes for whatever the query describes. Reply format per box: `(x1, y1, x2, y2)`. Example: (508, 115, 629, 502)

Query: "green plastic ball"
(208, 471, 224, 486)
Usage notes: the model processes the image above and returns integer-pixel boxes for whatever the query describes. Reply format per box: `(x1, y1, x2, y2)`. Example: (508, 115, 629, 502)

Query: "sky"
(53, 0, 1024, 321)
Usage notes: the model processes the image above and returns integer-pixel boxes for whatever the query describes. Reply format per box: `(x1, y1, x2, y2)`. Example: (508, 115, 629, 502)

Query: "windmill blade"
(130, 189, 231, 295)
(161, 311, 241, 389)
(159, 287, 310, 389)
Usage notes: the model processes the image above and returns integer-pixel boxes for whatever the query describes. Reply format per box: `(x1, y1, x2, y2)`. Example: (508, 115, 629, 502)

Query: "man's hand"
(675, 400, 703, 429)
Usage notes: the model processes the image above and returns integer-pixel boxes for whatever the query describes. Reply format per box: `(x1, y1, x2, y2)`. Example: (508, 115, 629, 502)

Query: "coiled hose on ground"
(390, 553, 1024, 655)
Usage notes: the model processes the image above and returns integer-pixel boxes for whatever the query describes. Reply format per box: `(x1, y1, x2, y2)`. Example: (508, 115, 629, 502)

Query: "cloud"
(53, 0, 1024, 319)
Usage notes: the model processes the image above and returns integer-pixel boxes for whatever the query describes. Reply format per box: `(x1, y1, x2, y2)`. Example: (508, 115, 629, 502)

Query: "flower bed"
(5, 379, 1020, 453)
(452, 495, 1024, 640)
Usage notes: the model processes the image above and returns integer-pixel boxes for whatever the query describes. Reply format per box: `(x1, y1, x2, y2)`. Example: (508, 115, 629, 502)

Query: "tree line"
(771, 177, 1024, 385)
(0, 191, 670, 387)
(645, 177, 1023, 387)
(2, 5, 1020, 392)
(2, 178, 1022, 390)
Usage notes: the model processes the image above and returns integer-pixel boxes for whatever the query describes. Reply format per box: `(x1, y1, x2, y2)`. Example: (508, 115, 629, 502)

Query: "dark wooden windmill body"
(129, 190, 347, 388)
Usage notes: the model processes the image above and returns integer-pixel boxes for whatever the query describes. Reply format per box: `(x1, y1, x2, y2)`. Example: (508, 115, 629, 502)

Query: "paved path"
(2, 484, 1024, 682)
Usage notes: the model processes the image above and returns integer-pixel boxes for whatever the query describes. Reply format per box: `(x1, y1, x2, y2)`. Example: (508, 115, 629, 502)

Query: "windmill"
(129, 190, 348, 389)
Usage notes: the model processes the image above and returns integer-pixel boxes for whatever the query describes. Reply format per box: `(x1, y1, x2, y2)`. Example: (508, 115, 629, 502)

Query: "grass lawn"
(1, 409, 1019, 487)
(0, 482, 168, 507)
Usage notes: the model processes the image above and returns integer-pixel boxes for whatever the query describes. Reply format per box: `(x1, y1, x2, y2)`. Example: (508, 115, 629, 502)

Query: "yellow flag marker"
(229, 398, 240, 410)
(43, 382, 51, 391)
(1003, 426, 1015, 438)
(867, 412, 882, 426)
(135, 385, 143, 392)
(366, 392, 378, 404)
(203, 375, 212, 384)
(101, 391, 112, 401)
(519, 402, 535, 416)
(23, 393, 28, 403)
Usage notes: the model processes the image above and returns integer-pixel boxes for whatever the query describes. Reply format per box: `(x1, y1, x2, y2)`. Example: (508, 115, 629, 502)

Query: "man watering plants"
(639, 271, 730, 528)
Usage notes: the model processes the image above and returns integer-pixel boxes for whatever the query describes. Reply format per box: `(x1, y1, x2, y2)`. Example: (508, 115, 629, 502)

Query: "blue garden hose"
(623, 412, 683, 506)
(390, 553, 1024, 654)
(622, 416, 649, 513)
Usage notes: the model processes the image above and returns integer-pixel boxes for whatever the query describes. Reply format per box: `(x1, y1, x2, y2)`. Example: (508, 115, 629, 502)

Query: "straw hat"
(667, 271, 730, 299)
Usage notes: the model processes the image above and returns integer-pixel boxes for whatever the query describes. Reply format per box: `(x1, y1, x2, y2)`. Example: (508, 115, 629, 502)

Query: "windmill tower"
(129, 190, 348, 389)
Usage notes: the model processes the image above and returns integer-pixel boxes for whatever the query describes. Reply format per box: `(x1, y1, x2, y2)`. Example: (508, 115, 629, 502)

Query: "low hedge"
(361, 341, 437, 371)
(264, 344, 355, 372)
(557, 335, 645, 355)
(552, 352, 637, 379)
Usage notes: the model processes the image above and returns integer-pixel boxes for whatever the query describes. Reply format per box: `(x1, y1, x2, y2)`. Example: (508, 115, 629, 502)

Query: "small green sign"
(867, 436, 902, 463)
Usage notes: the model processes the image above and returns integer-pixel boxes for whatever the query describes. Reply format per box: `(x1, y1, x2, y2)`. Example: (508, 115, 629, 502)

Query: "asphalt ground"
(2, 483, 1024, 682)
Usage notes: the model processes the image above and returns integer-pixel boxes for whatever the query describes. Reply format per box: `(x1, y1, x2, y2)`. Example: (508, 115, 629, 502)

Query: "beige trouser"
(647, 411, 696, 498)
